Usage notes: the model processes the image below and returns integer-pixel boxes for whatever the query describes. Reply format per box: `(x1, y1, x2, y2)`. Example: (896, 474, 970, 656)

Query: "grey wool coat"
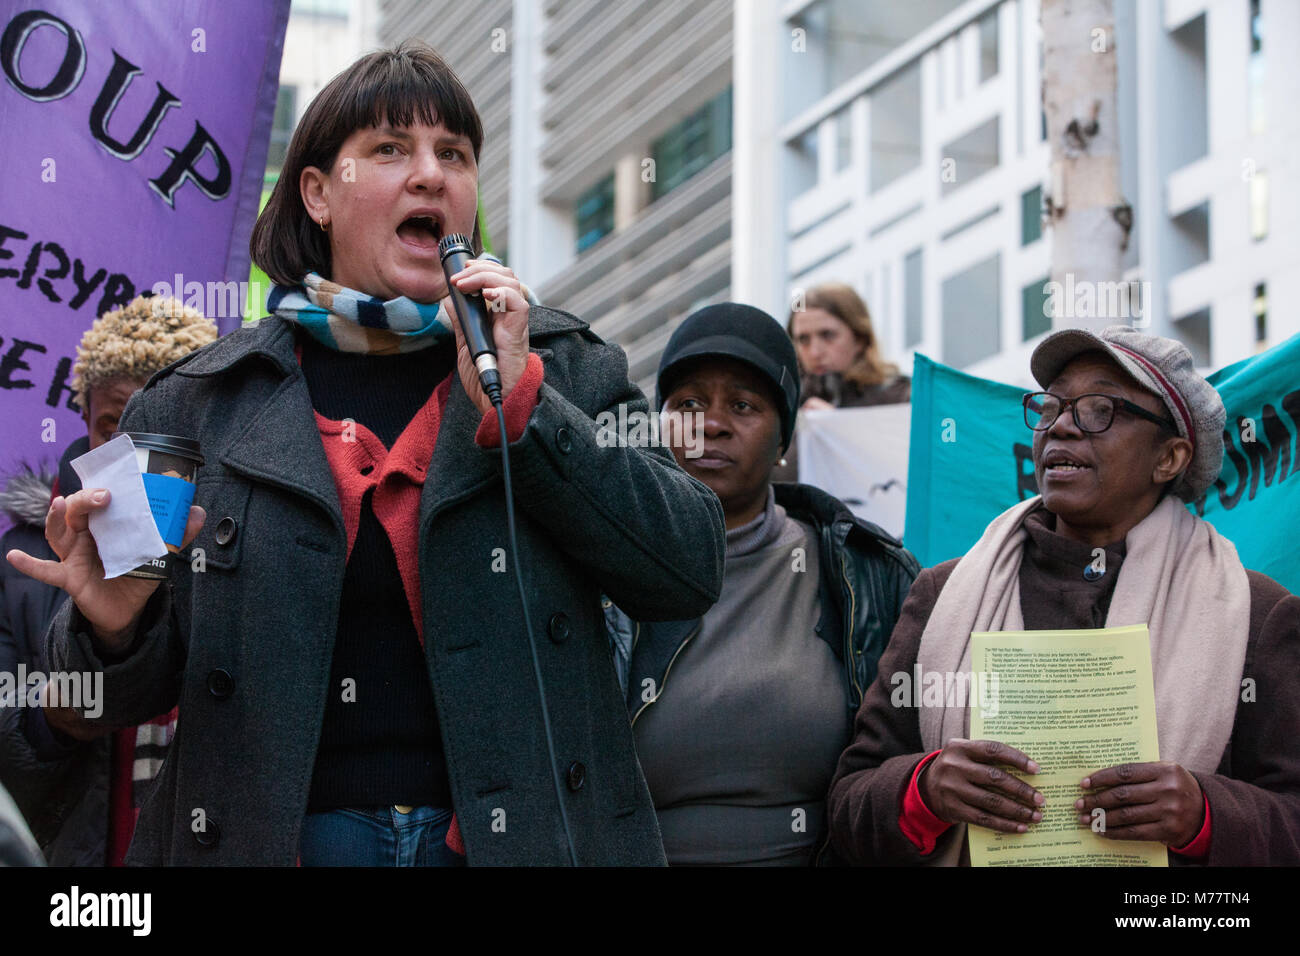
(44, 310, 726, 865)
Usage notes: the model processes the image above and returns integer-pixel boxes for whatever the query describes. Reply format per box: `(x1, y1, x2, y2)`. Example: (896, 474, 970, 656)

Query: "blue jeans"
(299, 806, 466, 867)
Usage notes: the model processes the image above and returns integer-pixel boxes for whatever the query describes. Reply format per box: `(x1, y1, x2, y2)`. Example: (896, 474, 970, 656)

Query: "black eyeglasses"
(1023, 391, 1178, 434)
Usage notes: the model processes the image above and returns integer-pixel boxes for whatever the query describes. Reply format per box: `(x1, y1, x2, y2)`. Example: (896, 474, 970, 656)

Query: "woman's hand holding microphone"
(444, 258, 532, 418)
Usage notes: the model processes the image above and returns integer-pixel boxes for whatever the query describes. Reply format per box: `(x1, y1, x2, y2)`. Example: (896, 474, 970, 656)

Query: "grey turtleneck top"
(633, 488, 853, 865)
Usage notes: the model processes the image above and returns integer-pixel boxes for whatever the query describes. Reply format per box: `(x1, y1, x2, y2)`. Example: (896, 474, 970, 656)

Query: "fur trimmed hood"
(0, 467, 54, 528)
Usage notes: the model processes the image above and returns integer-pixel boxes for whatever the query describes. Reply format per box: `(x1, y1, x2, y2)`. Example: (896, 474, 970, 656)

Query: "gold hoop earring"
(319, 216, 328, 232)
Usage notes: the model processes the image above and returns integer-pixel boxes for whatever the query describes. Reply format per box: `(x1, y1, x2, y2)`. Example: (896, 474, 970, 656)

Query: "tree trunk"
(1041, 0, 1130, 332)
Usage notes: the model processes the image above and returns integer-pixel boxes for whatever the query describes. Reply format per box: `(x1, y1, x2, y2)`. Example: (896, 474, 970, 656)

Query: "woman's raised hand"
(5, 489, 205, 653)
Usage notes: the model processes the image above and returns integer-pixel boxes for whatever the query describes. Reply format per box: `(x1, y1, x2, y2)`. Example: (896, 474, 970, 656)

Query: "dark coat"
(0, 445, 110, 866)
(828, 529, 1300, 865)
(44, 310, 726, 865)
(0, 779, 43, 866)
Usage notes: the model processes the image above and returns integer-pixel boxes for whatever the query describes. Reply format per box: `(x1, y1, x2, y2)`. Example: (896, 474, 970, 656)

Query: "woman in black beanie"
(605, 302, 919, 865)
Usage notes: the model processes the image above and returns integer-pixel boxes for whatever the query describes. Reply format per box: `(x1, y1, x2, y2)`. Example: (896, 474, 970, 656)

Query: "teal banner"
(904, 333, 1300, 594)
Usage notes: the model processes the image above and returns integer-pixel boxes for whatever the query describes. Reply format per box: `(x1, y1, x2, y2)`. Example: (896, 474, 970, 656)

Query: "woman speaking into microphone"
(7, 41, 724, 866)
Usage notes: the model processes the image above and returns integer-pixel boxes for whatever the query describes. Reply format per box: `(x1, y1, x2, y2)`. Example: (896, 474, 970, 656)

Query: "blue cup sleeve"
(140, 473, 197, 548)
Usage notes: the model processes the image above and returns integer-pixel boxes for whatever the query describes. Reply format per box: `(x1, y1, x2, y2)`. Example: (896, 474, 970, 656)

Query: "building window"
(978, 8, 999, 82)
(1180, 309, 1212, 366)
(1254, 282, 1267, 344)
(1249, 0, 1264, 134)
(941, 117, 999, 197)
(787, 126, 819, 196)
(267, 85, 297, 173)
(651, 87, 732, 202)
(1022, 276, 1051, 340)
(1021, 185, 1043, 245)
(941, 254, 1001, 369)
(1250, 171, 1268, 241)
(783, 0, 963, 121)
(574, 174, 615, 253)
(903, 248, 923, 348)
(835, 106, 853, 172)
(870, 61, 921, 194)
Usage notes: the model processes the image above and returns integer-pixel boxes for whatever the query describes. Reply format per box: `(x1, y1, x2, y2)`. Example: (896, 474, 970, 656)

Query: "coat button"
(215, 517, 237, 546)
(206, 668, 235, 699)
(555, 427, 572, 454)
(548, 612, 570, 644)
(193, 818, 221, 848)
(566, 761, 586, 791)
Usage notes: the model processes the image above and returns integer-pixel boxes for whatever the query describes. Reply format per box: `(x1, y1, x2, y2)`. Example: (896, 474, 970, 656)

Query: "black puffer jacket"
(0, 438, 110, 866)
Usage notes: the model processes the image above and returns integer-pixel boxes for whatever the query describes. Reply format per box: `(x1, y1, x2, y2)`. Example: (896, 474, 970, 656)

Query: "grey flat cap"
(1031, 325, 1225, 502)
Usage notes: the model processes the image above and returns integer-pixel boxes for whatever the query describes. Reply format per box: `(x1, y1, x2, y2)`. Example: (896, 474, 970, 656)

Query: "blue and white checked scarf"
(268, 272, 455, 354)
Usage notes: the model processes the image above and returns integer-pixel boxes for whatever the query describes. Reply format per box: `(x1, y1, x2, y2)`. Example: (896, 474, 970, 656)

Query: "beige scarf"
(915, 494, 1250, 864)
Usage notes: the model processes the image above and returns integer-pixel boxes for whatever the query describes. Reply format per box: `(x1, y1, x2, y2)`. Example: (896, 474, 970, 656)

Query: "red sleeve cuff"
(899, 749, 951, 854)
(1170, 791, 1211, 859)
(475, 352, 544, 448)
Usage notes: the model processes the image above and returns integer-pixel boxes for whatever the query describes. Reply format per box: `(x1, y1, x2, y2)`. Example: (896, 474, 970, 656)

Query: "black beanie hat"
(655, 302, 801, 449)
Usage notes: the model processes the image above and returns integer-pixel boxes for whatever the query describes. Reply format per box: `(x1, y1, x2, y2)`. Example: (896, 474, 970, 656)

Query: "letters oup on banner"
(0, 1, 290, 529)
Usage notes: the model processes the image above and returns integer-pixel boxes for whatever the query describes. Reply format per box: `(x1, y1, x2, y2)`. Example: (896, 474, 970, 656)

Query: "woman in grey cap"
(604, 302, 919, 865)
(828, 325, 1300, 865)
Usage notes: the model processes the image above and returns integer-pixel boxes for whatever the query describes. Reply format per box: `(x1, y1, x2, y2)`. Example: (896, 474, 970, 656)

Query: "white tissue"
(70, 434, 168, 579)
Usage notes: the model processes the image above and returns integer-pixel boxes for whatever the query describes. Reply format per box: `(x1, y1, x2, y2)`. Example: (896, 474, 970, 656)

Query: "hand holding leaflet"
(968, 624, 1167, 867)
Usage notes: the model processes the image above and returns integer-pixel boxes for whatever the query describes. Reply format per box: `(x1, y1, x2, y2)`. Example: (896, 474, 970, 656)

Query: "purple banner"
(0, 0, 289, 527)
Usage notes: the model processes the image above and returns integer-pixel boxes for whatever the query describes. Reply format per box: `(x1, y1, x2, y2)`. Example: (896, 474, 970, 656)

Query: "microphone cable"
(450, 233, 578, 866)
(442, 233, 578, 864)
(490, 392, 578, 866)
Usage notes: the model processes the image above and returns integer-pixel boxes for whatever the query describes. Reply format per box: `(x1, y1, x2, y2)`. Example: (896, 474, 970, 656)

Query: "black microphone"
(438, 232, 503, 404)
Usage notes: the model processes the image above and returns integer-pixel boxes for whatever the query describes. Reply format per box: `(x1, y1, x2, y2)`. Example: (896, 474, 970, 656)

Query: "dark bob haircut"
(250, 39, 484, 288)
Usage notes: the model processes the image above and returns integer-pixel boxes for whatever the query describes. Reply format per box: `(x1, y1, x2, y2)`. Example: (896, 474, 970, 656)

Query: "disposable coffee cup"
(116, 433, 204, 579)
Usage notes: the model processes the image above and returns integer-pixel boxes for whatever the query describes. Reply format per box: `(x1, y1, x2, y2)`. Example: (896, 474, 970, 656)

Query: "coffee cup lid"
(116, 432, 204, 465)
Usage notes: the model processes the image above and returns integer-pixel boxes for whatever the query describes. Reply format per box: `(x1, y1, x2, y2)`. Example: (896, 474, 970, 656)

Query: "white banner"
(795, 404, 911, 539)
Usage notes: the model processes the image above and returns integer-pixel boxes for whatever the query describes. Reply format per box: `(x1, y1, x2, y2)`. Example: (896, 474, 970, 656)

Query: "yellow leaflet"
(968, 624, 1166, 867)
